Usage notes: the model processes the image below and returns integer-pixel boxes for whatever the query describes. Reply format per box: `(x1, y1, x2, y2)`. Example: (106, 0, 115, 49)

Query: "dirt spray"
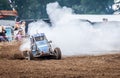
(20, 2, 120, 56)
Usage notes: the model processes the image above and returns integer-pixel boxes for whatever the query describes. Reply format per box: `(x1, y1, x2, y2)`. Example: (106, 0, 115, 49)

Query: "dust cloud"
(21, 2, 120, 56)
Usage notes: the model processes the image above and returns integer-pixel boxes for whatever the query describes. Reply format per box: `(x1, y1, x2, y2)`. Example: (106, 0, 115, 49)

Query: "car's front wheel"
(23, 51, 33, 60)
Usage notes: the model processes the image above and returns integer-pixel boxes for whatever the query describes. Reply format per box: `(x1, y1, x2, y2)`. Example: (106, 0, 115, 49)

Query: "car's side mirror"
(48, 40, 52, 43)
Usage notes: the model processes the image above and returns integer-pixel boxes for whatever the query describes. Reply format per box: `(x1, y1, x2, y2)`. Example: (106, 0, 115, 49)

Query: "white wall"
(76, 14, 120, 22)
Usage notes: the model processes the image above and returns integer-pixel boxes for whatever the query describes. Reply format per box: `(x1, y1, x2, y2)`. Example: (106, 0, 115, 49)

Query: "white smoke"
(20, 2, 120, 56)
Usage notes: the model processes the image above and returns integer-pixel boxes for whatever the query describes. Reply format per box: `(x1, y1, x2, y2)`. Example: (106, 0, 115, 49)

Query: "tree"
(80, 0, 114, 14)
(0, 0, 114, 19)
(0, 0, 11, 10)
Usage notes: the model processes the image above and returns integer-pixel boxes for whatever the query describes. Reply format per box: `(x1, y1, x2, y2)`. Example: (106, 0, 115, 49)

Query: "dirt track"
(0, 42, 120, 78)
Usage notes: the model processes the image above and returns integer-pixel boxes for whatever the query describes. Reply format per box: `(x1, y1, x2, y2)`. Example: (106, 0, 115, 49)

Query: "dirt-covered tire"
(23, 51, 27, 57)
(23, 51, 33, 60)
(54, 47, 61, 60)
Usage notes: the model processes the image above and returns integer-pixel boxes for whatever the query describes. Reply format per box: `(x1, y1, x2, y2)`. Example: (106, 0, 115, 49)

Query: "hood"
(36, 40, 49, 53)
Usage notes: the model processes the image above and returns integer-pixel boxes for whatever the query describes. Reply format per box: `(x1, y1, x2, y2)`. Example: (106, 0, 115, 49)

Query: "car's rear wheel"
(54, 47, 61, 60)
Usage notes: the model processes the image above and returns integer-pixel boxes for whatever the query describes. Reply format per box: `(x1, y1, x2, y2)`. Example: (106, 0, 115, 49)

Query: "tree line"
(0, 0, 114, 19)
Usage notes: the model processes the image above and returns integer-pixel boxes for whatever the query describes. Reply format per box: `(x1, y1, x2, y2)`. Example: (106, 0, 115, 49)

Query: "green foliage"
(0, 0, 114, 19)
(80, 0, 114, 14)
(0, 0, 11, 10)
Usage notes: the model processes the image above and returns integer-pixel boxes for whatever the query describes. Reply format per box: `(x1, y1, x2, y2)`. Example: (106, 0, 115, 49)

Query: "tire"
(23, 51, 33, 60)
(23, 51, 28, 57)
(54, 47, 61, 60)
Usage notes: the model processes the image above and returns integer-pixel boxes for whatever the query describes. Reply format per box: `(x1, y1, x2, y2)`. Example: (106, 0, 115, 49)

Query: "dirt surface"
(0, 42, 120, 78)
